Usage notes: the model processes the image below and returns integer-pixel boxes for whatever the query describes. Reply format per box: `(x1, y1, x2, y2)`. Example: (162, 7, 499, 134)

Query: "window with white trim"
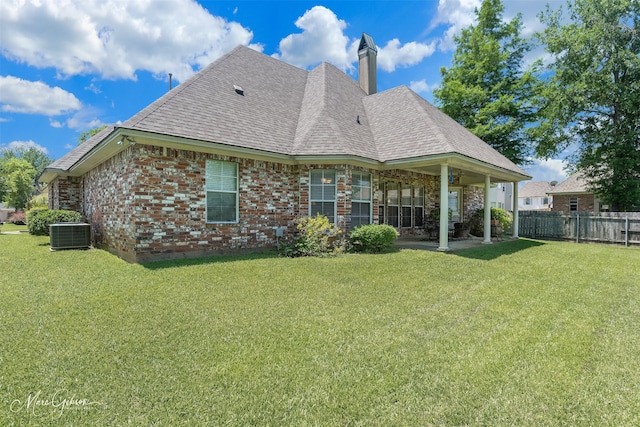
(386, 182, 399, 227)
(206, 159, 238, 223)
(351, 171, 372, 229)
(413, 186, 424, 227)
(401, 185, 412, 227)
(310, 170, 336, 223)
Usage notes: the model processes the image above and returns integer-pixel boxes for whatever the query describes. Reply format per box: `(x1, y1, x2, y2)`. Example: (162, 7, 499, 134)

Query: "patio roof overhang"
(382, 154, 531, 185)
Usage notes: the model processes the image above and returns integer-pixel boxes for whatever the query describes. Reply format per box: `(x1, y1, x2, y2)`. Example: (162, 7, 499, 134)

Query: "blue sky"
(1, 0, 567, 182)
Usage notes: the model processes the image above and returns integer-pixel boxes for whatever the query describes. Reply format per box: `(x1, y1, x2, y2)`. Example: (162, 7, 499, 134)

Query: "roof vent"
(233, 85, 244, 96)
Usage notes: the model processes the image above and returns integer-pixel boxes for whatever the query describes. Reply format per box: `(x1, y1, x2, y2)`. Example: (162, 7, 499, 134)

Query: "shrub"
(7, 211, 26, 225)
(468, 207, 512, 236)
(27, 208, 82, 236)
(349, 224, 399, 253)
(26, 193, 48, 210)
(281, 214, 343, 257)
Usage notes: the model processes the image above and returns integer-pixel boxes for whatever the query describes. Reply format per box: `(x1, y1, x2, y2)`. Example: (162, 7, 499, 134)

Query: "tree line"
(435, 0, 639, 212)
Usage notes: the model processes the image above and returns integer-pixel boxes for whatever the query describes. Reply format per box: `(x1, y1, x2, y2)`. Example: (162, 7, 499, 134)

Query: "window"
(401, 185, 412, 227)
(206, 160, 238, 223)
(310, 170, 336, 223)
(448, 189, 461, 221)
(542, 197, 549, 206)
(570, 197, 578, 212)
(413, 186, 424, 227)
(386, 182, 399, 227)
(525, 197, 532, 205)
(351, 171, 372, 228)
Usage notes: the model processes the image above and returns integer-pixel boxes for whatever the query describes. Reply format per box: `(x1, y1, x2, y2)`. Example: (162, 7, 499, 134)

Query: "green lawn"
(1, 234, 639, 426)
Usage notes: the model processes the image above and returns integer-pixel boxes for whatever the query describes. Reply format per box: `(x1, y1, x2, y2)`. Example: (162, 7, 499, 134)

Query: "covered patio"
(384, 153, 529, 251)
(394, 234, 512, 252)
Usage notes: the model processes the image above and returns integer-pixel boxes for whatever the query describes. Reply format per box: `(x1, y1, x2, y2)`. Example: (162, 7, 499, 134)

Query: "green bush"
(468, 207, 512, 236)
(27, 208, 82, 236)
(280, 214, 343, 257)
(349, 224, 399, 253)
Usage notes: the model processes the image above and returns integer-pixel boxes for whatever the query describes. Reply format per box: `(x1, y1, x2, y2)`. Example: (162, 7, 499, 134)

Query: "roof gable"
(548, 173, 591, 194)
(292, 62, 377, 159)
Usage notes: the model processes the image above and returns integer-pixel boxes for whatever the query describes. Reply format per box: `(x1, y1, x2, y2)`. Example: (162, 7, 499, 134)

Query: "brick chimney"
(358, 33, 377, 95)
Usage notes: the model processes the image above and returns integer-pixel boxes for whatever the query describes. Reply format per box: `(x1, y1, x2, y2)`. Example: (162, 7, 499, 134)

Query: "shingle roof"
(518, 181, 554, 198)
(46, 125, 116, 171)
(44, 45, 529, 179)
(548, 173, 591, 194)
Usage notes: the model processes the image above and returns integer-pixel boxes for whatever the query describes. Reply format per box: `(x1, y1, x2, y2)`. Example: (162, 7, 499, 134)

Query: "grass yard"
(1, 234, 640, 426)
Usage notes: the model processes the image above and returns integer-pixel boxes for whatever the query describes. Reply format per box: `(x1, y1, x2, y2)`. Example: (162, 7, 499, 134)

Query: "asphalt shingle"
(45, 45, 528, 179)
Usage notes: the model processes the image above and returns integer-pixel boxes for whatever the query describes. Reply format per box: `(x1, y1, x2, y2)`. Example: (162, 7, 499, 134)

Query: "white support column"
(512, 182, 519, 239)
(483, 174, 492, 244)
(438, 163, 449, 251)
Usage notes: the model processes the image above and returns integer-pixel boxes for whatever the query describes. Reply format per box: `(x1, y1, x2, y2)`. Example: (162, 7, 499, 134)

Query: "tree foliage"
(1, 145, 53, 186)
(535, 0, 640, 211)
(0, 158, 36, 210)
(78, 125, 107, 145)
(434, 0, 540, 166)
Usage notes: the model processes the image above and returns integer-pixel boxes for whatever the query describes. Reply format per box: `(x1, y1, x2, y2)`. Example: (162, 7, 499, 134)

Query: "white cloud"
(274, 6, 434, 74)
(0, 0, 260, 83)
(0, 76, 82, 116)
(524, 158, 568, 183)
(273, 6, 352, 71)
(58, 107, 105, 131)
(5, 140, 49, 154)
(377, 39, 436, 72)
(85, 83, 102, 94)
(409, 79, 438, 95)
(432, 0, 481, 52)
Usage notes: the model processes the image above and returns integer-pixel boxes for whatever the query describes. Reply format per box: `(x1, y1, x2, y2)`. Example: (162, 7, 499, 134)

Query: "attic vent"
(233, 85, 244, 95)
(50, 223, 91, 251)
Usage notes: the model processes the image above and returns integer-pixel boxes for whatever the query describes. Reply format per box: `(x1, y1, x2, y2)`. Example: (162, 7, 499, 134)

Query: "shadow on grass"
(142, 250, 281, 270)
(452, 238, 546, 261)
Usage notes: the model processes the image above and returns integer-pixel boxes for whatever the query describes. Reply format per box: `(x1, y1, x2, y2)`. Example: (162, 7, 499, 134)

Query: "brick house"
(548, 173, 603, 213)
(41, 34, 531, 262)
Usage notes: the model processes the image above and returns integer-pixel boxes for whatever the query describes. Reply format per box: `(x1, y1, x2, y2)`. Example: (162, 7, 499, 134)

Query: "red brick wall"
(552, 194, 596, 213)
(83, 147, 139, 260)
(48, 176, 82, 212)
(52, 142, 487, 261)
(464, 186, 485, 219)
(91, 145, 302, 262)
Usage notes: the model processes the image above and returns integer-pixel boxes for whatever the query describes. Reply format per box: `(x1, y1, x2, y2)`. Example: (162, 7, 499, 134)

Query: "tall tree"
(1, 146, 53, 183)
(434, 0, 540, 166)
(0, 158, 36, 210)
(535, 0, 640, 211)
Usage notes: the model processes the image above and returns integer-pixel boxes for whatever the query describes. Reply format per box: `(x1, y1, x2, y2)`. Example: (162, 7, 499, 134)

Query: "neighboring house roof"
(41, 44, 531, 183)
(519, 181, 554, 198)
(548, 173, 592, 195)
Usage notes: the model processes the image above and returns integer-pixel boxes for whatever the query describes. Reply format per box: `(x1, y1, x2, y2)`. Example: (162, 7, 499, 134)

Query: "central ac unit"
(50, 223, 91, 251)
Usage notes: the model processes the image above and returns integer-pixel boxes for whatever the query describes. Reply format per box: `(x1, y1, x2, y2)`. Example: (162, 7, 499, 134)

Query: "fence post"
(576, 213, 579, 243)
(626, 216, 629, 247)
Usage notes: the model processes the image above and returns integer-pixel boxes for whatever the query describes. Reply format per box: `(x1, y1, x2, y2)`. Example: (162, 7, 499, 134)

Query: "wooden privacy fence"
(518, 211, 640, 246)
